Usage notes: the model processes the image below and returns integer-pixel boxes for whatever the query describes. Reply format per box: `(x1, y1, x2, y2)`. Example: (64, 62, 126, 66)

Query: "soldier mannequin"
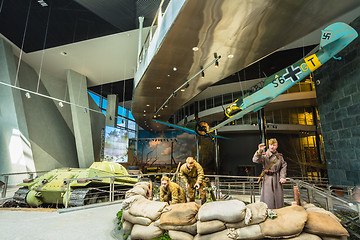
(180, 157, 206, 204)
(160, 176, 186, 204)
(253, 138, 287, 209)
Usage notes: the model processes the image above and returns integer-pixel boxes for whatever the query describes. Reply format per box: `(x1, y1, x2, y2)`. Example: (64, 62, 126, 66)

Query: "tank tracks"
(13, 188, 30, 207)
(69, 186, 132, 207)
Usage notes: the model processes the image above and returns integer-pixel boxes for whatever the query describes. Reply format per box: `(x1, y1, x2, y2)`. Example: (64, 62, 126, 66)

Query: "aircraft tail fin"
(320, 22, 358, 49)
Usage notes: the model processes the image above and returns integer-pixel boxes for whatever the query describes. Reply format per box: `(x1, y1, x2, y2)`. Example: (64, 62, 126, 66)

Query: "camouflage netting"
(120, 182, 349, 240)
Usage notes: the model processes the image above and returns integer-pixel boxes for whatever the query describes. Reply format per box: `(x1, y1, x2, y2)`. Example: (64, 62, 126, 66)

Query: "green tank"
(13, 161, 138, 207)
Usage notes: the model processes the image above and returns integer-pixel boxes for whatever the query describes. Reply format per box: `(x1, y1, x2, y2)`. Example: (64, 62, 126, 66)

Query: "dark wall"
(314, 16, 360, 185)
(219, 133, 304, 177)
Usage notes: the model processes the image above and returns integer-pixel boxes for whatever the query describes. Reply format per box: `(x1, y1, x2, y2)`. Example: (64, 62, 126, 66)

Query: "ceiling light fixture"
(228, 54, 234, 59)
(25, 92, 31, 99)
(180, 89, 185, 92)
(173, 67, 177, 71)
(59, 101, 64, 108)
(201, 71, 205, 78)
(37, 0, 48, 7)
(146, 104, 150, 107)
(215, 60, 219, 68)
(192, 47, 199, 51)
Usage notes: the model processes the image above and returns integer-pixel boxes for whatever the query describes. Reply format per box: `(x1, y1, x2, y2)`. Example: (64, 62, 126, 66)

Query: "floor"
(0, 201, 124, 240)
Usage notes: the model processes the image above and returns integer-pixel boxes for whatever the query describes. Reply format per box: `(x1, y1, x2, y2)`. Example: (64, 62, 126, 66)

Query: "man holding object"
(180, 157, 206, 204)
(253, 138, 287, 209)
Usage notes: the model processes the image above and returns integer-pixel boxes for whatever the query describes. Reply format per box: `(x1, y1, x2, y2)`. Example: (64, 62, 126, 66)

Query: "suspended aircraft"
(153, 118, 230, 140)
(208, 22, 358, 133)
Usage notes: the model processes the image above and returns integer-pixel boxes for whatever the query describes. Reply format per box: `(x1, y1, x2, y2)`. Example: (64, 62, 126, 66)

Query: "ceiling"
(0, 0, 169, 101)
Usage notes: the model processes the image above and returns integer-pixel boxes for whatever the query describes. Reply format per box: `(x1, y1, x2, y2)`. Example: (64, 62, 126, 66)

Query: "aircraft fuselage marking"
(283, 65, 302, 82)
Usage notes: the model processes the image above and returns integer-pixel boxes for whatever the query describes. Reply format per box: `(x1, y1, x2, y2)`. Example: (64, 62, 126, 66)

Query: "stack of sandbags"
(125, 181, 150, 199)
(122, 197, 167, 239)
(158, 202, 200, 240)
(195, 199, 258, 240)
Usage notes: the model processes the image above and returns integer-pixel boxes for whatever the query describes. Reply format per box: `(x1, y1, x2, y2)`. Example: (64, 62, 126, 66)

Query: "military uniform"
(253, 149, 287, 209)
(160, 181, 186, 204)
(180, 161, 206, 202)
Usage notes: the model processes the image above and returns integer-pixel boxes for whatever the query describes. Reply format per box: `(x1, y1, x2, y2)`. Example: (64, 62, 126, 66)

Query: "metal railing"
(0, 170, 48, 198)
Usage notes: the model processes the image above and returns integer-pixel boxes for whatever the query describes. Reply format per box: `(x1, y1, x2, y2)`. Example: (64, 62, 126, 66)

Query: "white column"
(66, 69, 94, 167)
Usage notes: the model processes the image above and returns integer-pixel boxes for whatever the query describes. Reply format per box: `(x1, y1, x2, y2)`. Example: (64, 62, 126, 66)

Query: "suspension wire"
(14, 0, 32, 87)
(36, 0, 52, 93)
(0, 0, 5, 14)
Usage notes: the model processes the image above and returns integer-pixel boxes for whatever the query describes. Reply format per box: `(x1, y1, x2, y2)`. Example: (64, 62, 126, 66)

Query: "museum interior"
(1, 0, 360, 239)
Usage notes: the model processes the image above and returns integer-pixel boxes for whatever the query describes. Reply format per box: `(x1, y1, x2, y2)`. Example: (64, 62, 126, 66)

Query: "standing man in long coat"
(253, 138, 287, 209)
(180, 157, 206, 204)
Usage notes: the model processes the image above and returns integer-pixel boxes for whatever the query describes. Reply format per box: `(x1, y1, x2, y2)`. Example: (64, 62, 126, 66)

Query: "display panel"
(104, 126, 129, 163)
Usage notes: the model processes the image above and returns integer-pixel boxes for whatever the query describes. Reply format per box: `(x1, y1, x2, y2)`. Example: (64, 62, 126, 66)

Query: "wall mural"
(136, 130, 195, 167)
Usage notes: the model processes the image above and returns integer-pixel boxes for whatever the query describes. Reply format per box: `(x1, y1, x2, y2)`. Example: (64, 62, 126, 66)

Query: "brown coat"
(179, 162, 205, 185)
(253, 149, 287, 209)
(160, 181, 186, 204)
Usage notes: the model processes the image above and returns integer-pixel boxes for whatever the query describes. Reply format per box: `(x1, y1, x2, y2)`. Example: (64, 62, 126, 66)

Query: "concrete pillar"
(66, 70, 94, 168)
(105, 94, 118, 128)
(0, 38, 35, 184)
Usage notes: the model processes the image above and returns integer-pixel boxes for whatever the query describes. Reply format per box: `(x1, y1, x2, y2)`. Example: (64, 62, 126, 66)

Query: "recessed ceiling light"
(156, 86, 161, 90)
(165, 105, 168, 108)
(181, 89, 185, 92)
(228, 54, 234, 59)
(192, 47, 199, 51)
(167, 75, 170, 77)
(144, 110, 146, 112)
(173, 67, 177, 71)
(143, 114, 146, 116)
(146, 104, 150, 107)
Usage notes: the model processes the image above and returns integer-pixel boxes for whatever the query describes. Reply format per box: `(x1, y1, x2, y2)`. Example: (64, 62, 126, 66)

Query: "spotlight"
(172, 92, 177, 98)
(25, 92, 31, 99)
(215, 60, 219, 69)
(59, 101, 64, 108)
(84, 108, 87, 113)
(201, 71, 205, 78)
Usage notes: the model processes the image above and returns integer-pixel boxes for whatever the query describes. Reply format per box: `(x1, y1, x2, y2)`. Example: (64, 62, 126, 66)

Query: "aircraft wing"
(153, 119, 197, 135)
(153, 119, 231, 140)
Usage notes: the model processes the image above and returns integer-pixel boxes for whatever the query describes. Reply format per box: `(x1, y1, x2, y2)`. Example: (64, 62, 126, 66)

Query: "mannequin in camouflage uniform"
(160, 176, 186, 204)
(180, 157, 206, 203)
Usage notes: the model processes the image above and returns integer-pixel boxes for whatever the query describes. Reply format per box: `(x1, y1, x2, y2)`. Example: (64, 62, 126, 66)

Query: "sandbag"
(197, 220, 225, 235)
(122, 221, 133, 236)
(245, 202, 268, 225)
(193, 229, 233, 240)
(125, 186, 147, 198)
(122, 195, 144, 210)
(131, 223, 164, 240)
(168, 230, 194, 240)
(158, 222, 197, 235)
(160, 202, 200, 226)
(304, 212, 349, 237)
(198, 200, 246, 223)
(122, 210, 152, 226)
(227, 225, 264, 240)
(260, 205, 308, 238)
(129, 197, 167, 220)
(286, 232, 322, 240)
(305, 206, 341, 223)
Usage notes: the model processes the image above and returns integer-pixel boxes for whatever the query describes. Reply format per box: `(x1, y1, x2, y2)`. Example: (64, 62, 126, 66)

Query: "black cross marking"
(283, 66, 302, 82)
(322, 32, 331, 40)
